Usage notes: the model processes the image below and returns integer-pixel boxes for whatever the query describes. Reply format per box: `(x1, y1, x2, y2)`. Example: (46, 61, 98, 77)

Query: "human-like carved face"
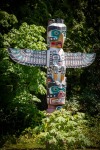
(47, 75, 66, 105)
(47, 23, 66, 48)
(49, 86, 65, 98)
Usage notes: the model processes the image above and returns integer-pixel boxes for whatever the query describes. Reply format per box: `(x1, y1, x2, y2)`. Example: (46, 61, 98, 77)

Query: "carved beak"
(50, 33, 64, 48)
(57, 33, 64, 48)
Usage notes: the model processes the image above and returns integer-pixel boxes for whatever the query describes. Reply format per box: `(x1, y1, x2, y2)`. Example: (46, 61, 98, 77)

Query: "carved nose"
(58, 91, 65, 98)
(58, 33, 64, 47)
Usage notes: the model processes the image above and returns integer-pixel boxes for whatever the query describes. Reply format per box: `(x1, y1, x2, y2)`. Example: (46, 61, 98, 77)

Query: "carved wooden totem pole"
(8, 19, 95, 113)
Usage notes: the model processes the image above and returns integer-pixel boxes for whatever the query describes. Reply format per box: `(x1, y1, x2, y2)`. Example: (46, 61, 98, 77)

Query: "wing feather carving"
(8, 48, 47, 67)
(65, 52, 96, 68)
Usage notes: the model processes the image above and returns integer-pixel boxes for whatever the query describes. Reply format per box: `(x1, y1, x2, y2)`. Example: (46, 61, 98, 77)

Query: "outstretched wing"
(65, 52, 96, 68)
(8, 48, 47, 67)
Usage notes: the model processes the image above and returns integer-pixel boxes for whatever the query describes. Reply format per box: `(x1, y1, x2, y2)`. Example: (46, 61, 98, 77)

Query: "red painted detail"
(58, 91, 65, 98)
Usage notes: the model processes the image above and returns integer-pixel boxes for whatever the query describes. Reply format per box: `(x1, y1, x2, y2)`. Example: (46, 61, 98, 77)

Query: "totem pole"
(8, 19, 95, 113)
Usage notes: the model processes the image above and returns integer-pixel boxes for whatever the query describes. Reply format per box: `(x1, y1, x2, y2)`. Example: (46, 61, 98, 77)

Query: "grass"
(1, 143, 45, 150)
(1, 136, 45, 150)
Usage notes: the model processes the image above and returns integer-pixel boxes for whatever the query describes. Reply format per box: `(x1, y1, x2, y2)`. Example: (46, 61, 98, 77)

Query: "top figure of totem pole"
(8, 18, 96, 113)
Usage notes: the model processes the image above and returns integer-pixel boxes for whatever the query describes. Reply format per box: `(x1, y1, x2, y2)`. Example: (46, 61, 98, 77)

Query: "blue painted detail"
(8, 48, 47, 66)
(56, 106, 63, 110)
(51, 30, 60, 38)
(50, 86, 65, 94)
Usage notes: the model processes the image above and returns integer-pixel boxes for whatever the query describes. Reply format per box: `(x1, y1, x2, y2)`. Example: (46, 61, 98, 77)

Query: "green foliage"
(1, 134, 45, 150)
(32, 0, 50, 25)
(0, 11, 18, 28)
(0, 11, 18, 34)
(2, 22, 46, 97)
(2, 111, 100, 150)
(3, 22, 46, 49)
(64, 99, 80, 112)
(3, 22, 47, 95)
(87, 115, 100, 148)
(0, 22, 47, 137)
(35, 109, 90, 150)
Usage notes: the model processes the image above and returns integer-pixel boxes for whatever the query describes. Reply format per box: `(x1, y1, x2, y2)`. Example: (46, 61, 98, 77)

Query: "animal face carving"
(47, 79, 66, 105)
(47, 19, 66, 48)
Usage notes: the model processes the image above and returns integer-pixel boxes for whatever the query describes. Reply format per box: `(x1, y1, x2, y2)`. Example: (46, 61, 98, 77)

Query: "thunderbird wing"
(65, 52, 96, 68)
(8, 48, 47, 67)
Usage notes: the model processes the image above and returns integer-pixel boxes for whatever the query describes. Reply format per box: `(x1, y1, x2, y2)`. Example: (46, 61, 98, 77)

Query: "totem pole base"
(46, 105, 56, 113)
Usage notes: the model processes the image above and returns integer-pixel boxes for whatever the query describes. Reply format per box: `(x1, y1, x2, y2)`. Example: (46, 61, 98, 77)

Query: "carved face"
(47, 80, 66, 101)
(47, 23, 66, 48)
(49, 86, 65, 98)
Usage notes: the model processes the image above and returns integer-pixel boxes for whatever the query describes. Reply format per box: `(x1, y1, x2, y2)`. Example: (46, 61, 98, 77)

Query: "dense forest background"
(0, 0, 100, 149)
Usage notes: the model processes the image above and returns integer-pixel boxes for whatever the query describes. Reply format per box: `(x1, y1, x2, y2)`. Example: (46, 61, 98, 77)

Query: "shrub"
(2, 110, 100, 150)
(86, 114, 100, 148)
(35, 109, 90, 150)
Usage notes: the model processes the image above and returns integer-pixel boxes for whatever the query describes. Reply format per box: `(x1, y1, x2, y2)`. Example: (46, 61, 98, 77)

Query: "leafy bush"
(34, 109, 90, 150)
(2, 110, 100, 150)
(86, 114, 100, 148)
(0, 11, 18, 34)
(0, 22, 47, 137)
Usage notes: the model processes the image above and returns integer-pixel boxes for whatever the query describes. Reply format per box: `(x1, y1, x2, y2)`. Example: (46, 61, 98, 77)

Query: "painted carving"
(8, 18, 96, 113)
(46, 19, 67, 108)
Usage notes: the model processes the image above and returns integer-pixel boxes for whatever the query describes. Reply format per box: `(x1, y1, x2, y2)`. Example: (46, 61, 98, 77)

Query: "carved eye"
(51, 86, 59, 93)
(54, 30, 60, 35)
(52, 30, 60, 37)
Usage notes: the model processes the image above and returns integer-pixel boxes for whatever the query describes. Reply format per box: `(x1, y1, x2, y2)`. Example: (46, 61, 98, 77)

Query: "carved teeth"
(50, 37, 57, 41)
